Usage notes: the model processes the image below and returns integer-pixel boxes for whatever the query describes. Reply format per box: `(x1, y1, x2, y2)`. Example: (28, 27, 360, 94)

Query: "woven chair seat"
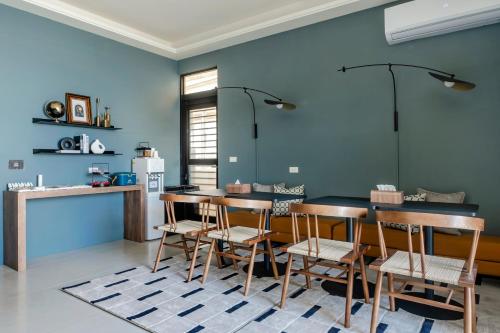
(287, 238, 354, 262)
(157, 220, 215, 236)
(207, 226, 270, 244)
(380, 250, 466, 285)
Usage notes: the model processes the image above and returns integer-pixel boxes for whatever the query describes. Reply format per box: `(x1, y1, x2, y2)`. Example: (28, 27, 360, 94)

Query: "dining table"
(182, 188, 306, 277)
(304, 195, 480, 320)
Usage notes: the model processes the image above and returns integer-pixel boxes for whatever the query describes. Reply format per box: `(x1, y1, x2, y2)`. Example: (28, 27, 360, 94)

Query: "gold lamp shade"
(428, 72, 476, 91)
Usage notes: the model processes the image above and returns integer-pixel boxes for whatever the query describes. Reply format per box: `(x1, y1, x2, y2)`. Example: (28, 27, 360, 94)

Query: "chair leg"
(472, 286, 477, 333)
(344, 263, 355, 328)
(464, 287, 473, 333)
(280, 253, 293, 309)
(229, 242, 239, 270)
(244, 243, 258, 296)
(181, 235, 191, 261)
(215, 241, 223, 269)
(303, 256, 312, 289)
(152, 231, 167, 272)
(201, 239, 216, 285)
(266, 238, 279, 280)
(187, 234, 201, 282)
(359, 254, 370, 304)
(387, 273, 396, 311)
(370, 271, 384, 333)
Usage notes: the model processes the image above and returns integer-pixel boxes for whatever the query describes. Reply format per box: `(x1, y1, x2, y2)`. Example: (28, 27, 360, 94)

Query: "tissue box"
(370, 190, 404, 204)
(226, 183, 251, 194)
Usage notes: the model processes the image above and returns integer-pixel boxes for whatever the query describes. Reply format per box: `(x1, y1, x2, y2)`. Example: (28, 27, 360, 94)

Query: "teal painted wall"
(179, 5, 500, 234)
(0, 4, 180, 264)
(2, 1, 500, 268)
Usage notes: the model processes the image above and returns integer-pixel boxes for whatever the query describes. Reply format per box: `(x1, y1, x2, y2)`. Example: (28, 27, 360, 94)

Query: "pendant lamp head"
(264, 99, 296, 110)
(428, 72, 476, 91)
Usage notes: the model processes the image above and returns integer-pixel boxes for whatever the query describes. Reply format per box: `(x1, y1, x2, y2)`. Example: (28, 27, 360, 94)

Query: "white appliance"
(385, 0, 500, 45)
(132, 157, 165, 240)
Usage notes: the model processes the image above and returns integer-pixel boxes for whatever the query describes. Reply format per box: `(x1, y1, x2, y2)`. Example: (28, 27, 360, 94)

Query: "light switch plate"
(289, 166, 299, 174)
(9, 160, 24, 170)
(229, 156, 238, 163)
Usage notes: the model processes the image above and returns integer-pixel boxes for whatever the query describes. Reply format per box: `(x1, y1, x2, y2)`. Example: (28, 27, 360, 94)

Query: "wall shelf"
(33, 149, 122, 156)
(32, 118, 122, 130)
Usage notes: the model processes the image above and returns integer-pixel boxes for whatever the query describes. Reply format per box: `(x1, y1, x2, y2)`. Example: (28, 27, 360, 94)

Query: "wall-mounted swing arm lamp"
(216, 86, 296, 138)
(338, 63, 475, 188)
(216, 86, 296, 182)
(339, 63, 475, 131)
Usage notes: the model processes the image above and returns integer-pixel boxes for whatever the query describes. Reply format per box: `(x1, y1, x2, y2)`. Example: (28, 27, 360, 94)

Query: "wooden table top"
(4, 184, 144, 199)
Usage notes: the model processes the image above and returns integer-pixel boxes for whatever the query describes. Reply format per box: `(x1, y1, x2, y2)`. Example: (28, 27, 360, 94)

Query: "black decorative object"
(217, 86, 296, 181)
(58, 137, 76, 150)
(339, 63, 475, 188)
(44, 100, 65, 122)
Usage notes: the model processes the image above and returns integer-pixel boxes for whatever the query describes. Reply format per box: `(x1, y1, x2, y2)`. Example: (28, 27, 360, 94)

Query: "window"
(181, 68, 218, 194)
(182, 68, 218, 95)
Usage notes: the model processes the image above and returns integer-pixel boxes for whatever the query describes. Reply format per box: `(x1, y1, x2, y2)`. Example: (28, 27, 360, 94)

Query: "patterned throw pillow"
(272, 185, 305, 216)
(382, 193, 426, 233)
(251, 183, 285, 214)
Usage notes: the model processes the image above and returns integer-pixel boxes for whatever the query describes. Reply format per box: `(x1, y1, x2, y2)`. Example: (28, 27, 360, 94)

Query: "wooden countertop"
(4, 184, 144, 200)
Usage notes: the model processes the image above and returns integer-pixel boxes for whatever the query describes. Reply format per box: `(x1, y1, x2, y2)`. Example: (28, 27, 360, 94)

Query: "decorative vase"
(90, 139, 105, 154)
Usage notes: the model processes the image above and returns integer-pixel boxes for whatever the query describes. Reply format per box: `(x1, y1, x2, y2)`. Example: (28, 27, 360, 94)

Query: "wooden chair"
(369, 210, 484, 333)
(152, 194, 219, 281)
(280, 203, 370, 328)
(201, 197, 279, 296)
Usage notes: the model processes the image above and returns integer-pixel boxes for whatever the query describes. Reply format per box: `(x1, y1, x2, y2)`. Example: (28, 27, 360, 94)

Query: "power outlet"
(9, 160, 24, 170)
(289, 166, 299, 174)
(229, 156, 238, 163)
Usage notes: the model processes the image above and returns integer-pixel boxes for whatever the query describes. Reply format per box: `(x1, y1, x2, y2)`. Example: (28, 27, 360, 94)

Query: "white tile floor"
(2, 239, 500, 333)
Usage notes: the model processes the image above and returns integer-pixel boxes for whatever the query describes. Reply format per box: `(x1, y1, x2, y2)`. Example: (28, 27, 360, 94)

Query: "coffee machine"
(132, 157, 165, 240)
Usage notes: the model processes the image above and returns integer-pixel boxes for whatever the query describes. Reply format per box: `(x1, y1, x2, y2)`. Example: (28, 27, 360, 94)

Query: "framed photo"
(65, 93, 92, 125)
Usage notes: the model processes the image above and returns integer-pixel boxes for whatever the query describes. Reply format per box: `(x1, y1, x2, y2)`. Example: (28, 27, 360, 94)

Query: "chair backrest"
(375, 210, 484, 275)
(289, 203, 368, 257)
(211, 197, 272, 238)
(159, 194, 212, 229)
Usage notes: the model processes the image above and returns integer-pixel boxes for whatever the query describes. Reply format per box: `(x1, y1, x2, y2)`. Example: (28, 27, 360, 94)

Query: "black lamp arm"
(242, 89, 258, 139)
(338, 63, 455, 77)
(217, 86, 283, 102)
(388, 65, 398, 132)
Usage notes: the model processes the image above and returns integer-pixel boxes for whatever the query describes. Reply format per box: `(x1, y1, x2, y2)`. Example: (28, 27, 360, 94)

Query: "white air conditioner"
(385, 0, 500, 45)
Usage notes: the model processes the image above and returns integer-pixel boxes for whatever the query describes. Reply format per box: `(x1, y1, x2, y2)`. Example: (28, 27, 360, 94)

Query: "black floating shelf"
(33, 149, 122, 156)
(32, 118, 122, 130)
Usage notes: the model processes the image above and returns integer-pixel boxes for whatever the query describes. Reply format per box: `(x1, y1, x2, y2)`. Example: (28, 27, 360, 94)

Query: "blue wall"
(0, 4, 180, 264)
(2, 1, 500, 268)
(179, 5, 500, 234)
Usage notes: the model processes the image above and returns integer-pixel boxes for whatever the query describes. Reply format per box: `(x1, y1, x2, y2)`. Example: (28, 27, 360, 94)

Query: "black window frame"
(180, 68, 218, 187)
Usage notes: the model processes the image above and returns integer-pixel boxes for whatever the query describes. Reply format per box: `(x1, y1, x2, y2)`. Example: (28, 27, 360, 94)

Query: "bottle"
(104, 106, 111, 128)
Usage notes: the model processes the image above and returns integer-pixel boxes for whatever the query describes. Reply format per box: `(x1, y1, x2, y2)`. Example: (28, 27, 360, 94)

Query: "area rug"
(62, 249, 478, 333)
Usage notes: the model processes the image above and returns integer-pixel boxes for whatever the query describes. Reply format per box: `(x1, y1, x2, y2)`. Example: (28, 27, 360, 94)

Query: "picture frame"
(65, 93, 92, 125)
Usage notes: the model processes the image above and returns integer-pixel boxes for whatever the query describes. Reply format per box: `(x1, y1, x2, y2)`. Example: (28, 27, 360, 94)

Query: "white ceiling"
(1, 0, 396, 60)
